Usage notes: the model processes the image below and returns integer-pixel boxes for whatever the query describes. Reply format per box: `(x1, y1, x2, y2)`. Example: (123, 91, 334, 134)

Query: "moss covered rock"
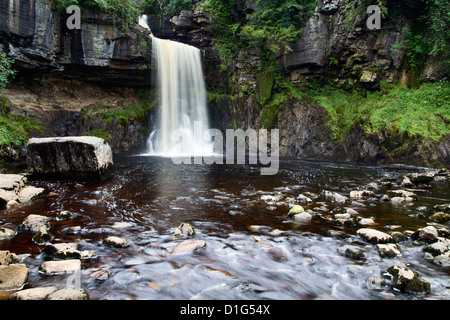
(387, 266, 430, 294)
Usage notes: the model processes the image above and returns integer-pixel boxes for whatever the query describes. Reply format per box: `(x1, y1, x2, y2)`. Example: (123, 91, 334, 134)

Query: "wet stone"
(0, 227, 16, 240)
(103, 236, 129, 248)
(387, 266, 430, 294)
(344, 248, 365, 260)
(9, 286, 59, 300)
(45, 288, 89, 300)
(357, 228, 394, 244)
(56, 210, 76, 221)
(377, 244, 401, 258)
(173, 223, 195, 238)
(39, 259, 81, 275)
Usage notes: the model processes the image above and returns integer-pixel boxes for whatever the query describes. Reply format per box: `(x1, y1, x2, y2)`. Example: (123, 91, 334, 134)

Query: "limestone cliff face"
(0, 0, 152, 86)
(0, 0, 448, 167)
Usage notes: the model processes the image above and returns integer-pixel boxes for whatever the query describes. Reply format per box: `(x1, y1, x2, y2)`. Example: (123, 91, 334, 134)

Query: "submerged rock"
(45, 288, 89, 300)
(26, 136, 113, 180)
(170, 240, 206, 256)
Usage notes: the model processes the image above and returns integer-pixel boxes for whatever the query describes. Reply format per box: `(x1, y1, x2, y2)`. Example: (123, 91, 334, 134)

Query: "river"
(1, 155, 449, 300)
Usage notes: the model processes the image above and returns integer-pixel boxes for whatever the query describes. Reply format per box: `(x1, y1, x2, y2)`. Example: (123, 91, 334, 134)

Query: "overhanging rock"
(26, 137, 113, 180)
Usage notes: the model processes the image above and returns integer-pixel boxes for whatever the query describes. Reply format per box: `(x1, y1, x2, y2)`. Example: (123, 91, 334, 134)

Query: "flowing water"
(145, 18, 212, 157)
(1, 156, 449, 300)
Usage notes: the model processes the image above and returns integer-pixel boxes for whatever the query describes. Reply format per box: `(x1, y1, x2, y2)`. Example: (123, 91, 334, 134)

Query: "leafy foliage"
(203, 0, 317, 65)
(0, 53, 16, 92)
(141, 0, 193, 16)
(316, 81, 450, 142)
(52, 0, 140, 31)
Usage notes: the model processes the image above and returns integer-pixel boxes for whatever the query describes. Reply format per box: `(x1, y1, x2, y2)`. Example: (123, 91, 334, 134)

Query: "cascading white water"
(139, 15, 212, 157)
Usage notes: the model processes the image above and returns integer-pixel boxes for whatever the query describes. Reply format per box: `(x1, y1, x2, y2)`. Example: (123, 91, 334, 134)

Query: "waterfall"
(139, 15, 213, 157)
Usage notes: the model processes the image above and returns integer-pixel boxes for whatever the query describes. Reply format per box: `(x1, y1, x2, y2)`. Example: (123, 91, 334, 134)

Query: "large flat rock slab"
(0, 264, 29, 290)
(26, 137, 113, 180)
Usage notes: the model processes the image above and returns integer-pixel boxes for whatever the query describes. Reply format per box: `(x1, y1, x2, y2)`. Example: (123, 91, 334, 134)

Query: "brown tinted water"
(1, 155, 449, 300)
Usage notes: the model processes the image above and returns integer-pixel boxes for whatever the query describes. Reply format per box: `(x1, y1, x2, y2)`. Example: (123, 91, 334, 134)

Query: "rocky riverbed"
(0, 156, 449, 300)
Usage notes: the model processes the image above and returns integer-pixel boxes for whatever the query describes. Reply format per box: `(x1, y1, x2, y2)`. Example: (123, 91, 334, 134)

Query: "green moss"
(88, 129, 112, 141)
(314, 81, 450, 143)
(82, 100, 158, 127)
(256, 71, 275, 105)
(0, 114, 43, 147)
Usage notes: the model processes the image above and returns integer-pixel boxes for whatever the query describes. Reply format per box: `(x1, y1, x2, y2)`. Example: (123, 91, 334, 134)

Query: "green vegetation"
(141, 0, 193, 16)
(81, 99, 158, 127)
(203, 0, 317, 67)
(52, 0, 140, 31)
(315, 81, 450, 142)
(0, 53, 16, 93)
(0, 114, 43, 147)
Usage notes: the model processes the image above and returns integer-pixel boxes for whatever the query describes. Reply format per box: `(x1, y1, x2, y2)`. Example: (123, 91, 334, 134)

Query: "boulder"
(22, 214, 51, 233)
(429, 212, 450, 223)
(344, 248, 365, 260)
(0, 250, 12, 265)
(26, 137, 113, 180)
(45, 288, 89, 300)
(349, 190, 375, 199)
(42, 243, 96, 260)
(377, 244, 402, 258)
(287, 205, 305, 217)
(9, 286, 59, 300)
(0, 264, 29, 290)
(412, 226, 438, 243)
(39, 260, 81, 275)
(357, 228, 394, 244)
(103, 236, 129, 248)
(56, 210, 76, 221)
(32, 225, 54, 244)
(17, 186, 46, 203)
(0, 174, 27, 192)
(293, 212, 313, 222)
(0, 227, 16, 240)
(406, 172, 435, 185)
(173, 223, 195, 238)
(323, 191, 348, 203)
(423, 238, 450, 256)
(386, 266, 430, 294)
